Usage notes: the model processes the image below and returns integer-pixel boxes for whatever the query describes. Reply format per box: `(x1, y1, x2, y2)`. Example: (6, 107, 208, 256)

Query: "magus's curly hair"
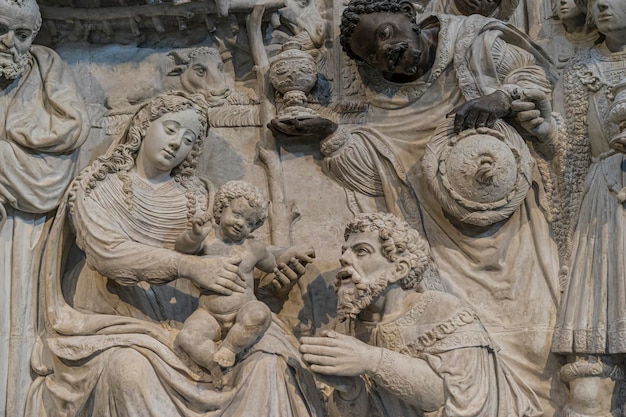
(344, 212, 431, 291)
(340, 0, 416, 61)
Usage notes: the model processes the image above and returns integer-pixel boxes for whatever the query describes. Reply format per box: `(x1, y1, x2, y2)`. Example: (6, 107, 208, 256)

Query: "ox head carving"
(167, 47, 232, 106)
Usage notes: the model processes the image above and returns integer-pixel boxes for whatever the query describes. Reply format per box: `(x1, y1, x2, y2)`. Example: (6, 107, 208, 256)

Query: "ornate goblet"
(269, 40, 319, 122)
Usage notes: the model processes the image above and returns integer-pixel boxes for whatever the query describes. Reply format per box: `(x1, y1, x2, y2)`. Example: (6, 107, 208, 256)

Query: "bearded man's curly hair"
(344, 212, 431, 291)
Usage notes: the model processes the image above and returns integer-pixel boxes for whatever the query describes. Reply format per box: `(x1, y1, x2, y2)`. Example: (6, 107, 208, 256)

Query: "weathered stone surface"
(1, 0, 624, 415)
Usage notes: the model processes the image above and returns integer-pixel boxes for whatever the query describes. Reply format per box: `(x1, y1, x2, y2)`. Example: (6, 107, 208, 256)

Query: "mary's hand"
(267, 117, 338, 142)
(179, 255, 246, 295)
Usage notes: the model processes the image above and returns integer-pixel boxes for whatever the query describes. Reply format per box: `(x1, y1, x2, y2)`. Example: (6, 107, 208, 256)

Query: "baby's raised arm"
(175, 218, 213, 255)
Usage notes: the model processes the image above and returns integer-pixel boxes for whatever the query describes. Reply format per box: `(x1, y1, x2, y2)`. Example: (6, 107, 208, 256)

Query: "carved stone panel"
(1, 0, 624, 416)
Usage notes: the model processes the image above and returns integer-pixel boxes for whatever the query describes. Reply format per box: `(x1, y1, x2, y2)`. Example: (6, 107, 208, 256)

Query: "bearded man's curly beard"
(335, 268, 392, 322)
(0, 51, 30, 80)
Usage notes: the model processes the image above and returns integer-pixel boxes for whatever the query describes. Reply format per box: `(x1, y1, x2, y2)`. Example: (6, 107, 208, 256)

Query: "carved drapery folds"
(5, 0, 626, 416)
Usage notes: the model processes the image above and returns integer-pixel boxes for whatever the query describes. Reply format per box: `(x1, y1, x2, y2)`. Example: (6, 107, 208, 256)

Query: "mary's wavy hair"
(77, 91, 211, 226)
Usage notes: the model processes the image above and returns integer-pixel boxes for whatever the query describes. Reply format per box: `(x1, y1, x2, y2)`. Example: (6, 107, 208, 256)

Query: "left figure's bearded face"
(0, 49, 30, 80)
(0, 0, 40, 81)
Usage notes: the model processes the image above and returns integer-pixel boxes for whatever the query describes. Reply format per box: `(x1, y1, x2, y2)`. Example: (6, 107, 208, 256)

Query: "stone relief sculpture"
(551, 0, 626, 415)
(0, 0, 90, 415)
(301, 212, 542, 417)
(270, 0, 564, 412)
(97, 45, 260, 136)
(269, 40, 320, 122)
(1, 0, 625, 412)
(274, 0, 328, 50)
(421, 119, 536, 227)
(26, 91, 324, 417)
(174, 180, 315, 380)
(106, 46, 233, 111)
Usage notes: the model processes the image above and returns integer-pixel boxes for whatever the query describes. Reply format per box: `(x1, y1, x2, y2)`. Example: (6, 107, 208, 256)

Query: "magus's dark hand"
(267, 117, 338, 142)
(449, 90, 512, 134)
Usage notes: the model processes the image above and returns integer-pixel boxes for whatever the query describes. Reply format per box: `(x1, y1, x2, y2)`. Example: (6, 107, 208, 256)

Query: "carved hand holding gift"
(267, 116, 338, 143)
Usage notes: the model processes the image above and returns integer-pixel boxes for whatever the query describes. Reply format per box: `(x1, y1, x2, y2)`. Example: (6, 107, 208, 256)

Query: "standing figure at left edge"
(0, 0, 89, 414)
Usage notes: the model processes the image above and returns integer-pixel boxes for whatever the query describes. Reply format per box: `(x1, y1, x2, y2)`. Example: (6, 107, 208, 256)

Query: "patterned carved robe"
(329, 291, 542, 417)
(552, 44, 626, 354)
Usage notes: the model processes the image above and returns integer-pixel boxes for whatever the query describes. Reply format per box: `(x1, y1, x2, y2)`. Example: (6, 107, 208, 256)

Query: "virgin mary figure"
(26, 91, 323, 417)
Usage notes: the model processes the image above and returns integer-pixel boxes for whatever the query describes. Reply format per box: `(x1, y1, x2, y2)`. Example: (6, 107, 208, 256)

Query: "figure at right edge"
(551, 0, 626, 415)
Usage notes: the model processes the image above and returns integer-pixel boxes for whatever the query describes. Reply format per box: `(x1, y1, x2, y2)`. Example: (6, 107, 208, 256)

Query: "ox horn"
(211, 35, 232, 63)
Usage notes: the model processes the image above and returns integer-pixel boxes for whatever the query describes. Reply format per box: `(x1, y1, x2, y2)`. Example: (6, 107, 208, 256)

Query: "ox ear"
(168, 50, 190, 66)
(167, 66, 185, 77)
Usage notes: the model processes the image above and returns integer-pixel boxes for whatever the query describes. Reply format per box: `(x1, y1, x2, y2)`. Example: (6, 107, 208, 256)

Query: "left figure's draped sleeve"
(0, 45, 89, 213)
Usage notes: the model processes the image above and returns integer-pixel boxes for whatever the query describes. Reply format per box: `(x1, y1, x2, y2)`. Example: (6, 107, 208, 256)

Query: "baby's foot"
(214, 347, 236, 368)
(207, 362, 225, 390)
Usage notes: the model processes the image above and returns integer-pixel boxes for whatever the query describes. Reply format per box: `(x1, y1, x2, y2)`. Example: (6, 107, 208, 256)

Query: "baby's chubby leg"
(214, 301, 271, 368)
(175, 307, 222, 372)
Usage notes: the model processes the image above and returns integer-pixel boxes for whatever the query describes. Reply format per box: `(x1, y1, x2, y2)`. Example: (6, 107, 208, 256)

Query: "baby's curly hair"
(344, 212, 431, 291)
(340, 0, 417, 62)
(213, 181, 269, 230)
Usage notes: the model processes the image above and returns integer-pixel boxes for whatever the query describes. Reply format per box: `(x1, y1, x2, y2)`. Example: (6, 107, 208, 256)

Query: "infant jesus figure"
(175, 180, 313, 373)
